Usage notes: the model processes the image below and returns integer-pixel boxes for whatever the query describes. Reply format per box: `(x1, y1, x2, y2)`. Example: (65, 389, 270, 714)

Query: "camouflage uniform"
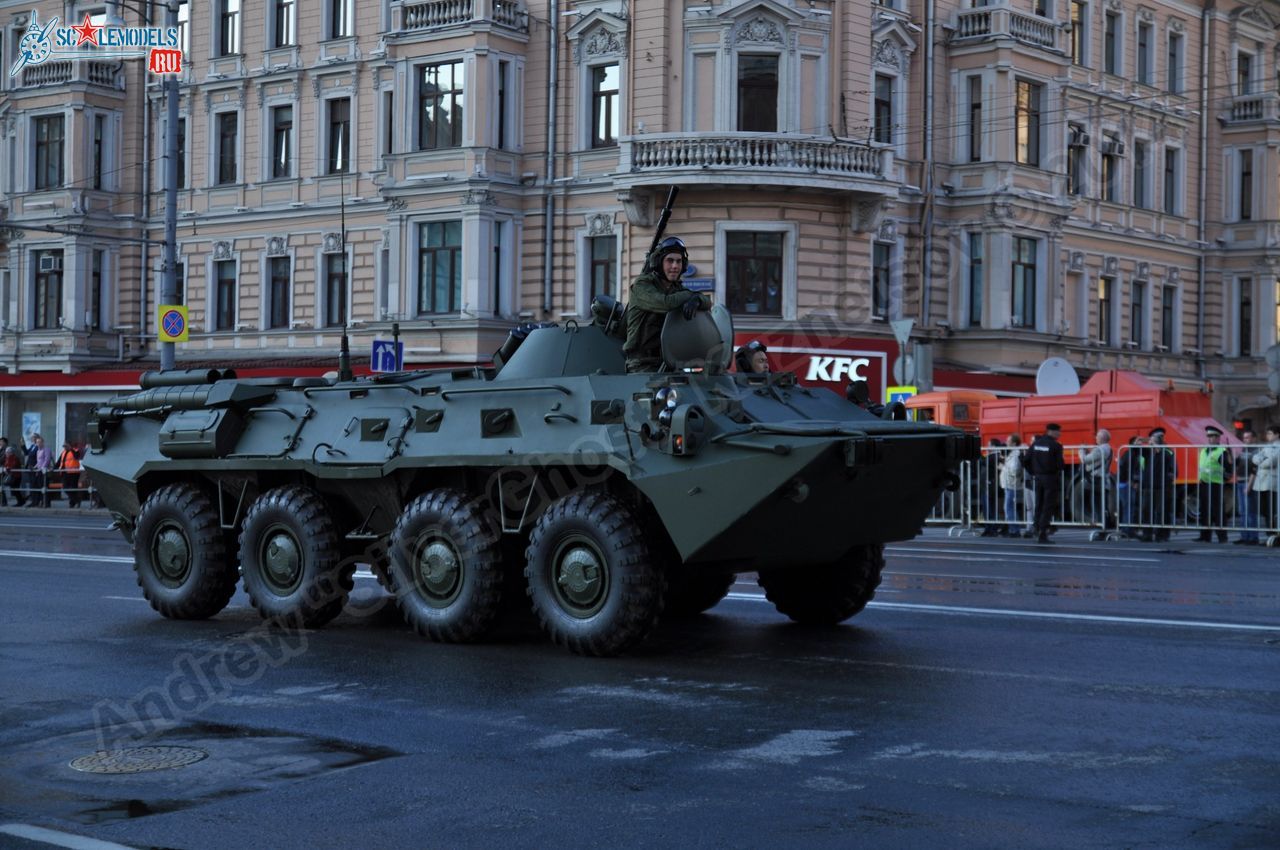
(623, 251, 699, 373)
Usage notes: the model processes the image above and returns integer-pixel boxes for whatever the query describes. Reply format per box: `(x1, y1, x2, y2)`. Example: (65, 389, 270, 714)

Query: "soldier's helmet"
(645, 236, 689, 275)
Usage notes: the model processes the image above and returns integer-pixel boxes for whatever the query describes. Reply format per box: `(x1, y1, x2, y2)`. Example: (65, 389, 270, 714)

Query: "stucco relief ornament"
(1137, 261, 1150, 280)
(463, 189, 496, 206)
(582, 28, 624, 59)
(877, 219, 898, 243)
(1137, 7, 1155, 24)
(212, 241, 233, 261)
(266, 237, 287, 256)
(322, 233, 344, 254)
(586, 213, 615, 236)
(873, 39, 904, 70)
(1167, 267, 1180, 284)
(387, 198, 408, 212)
(1069, 251, 1085, 272)
(1168, 18, 1184, 33)
(1103, 0, 1121, 11)
(735, 17, 783, 44)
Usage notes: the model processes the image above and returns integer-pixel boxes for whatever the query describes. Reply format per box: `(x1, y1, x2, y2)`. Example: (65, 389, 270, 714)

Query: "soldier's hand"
(681, 294, 703, 320)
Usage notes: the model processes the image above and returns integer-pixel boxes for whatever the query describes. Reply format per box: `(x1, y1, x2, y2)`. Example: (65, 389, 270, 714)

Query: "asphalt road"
(0, 511, 1277, 850)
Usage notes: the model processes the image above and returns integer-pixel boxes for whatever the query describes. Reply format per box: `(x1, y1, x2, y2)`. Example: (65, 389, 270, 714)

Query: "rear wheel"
(239, 486, 350, 628)
(387, 489, 505, 642)
(133, 483, 237, 619)
(757, 544, 885, 625)
(525, 491, 664, 656)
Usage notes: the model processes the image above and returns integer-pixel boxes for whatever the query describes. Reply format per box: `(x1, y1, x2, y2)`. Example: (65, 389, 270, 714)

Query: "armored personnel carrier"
(85, 305, 977, 656)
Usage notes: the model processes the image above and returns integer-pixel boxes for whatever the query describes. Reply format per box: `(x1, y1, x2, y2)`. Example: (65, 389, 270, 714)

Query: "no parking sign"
(157, 305, 189, 343)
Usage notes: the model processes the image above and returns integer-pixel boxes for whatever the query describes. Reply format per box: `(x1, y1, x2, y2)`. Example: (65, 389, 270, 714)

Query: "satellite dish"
(1265, 343, 1280, 370)
(1035, 357, 1081, 396)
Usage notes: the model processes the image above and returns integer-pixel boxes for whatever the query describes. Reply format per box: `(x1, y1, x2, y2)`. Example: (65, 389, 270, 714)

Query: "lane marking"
(0, 550, 132, 564)
(0, 824, 138, 850)
(889, 546, 1161, 563)
(725, 592, 1280, 633)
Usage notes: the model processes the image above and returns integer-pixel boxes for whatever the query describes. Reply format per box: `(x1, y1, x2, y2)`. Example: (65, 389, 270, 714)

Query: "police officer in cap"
(623, 237, 707, 372)
(1140, 426, 1177, 541)
(1027, 423, 1065, 543)
(1196, 425, 1233, 542)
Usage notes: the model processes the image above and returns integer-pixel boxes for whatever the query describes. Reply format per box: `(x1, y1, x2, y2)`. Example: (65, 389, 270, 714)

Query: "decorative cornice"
(735, 15, 784, 45)
(212, 241, 233, 261)
(586, 213, 615, 237)
(266, 236, 287, 257)
(322, 233, 344, 253)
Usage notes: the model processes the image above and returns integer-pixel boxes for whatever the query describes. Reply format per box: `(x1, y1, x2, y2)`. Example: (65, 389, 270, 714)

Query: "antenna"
(337, 167, 353, 382)
(1035, 357, 1081, 396)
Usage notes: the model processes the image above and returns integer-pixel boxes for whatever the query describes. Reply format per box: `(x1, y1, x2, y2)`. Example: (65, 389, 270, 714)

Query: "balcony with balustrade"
(13, 60, 125, 94)
(950, 5, 1063, 55)
(1220, 93, 1280, 128)
(390, 0, 530, 38)
(615, 133, 895, 195)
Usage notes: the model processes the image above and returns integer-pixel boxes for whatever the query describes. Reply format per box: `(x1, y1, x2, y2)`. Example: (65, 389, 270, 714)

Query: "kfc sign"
(804, 355, 872, 383)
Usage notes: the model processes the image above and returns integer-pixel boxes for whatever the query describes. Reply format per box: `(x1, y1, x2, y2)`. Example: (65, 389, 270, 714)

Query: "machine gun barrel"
(647, 186, 680, 258)
(108, 386, 214, 412)
(138, 369, 236, 389)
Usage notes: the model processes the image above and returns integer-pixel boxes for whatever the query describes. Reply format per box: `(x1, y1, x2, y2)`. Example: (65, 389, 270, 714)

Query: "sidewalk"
(917, 524, 1277, 553)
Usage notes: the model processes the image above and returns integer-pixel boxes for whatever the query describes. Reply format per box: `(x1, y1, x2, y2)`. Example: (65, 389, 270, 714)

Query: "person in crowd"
(734, 340, 770, 375)
(0, 437, 18, 507)
(1000, 434, 1025, 536)
(56, 441, 83, 509)
(623, 237, 706, 372)
(1117, 436, 1145, 538)
(1233, 429, 1260, 545)
(1252, 424, 1279, 537)
(1140, 427, 1177, 542)
(1196, 425, 1233, 543)
(1079, 428, 1114, 529)
(1027, 423, 1065, 544)
(980, 438, 1005, 536)
(30, 434, 52, 508)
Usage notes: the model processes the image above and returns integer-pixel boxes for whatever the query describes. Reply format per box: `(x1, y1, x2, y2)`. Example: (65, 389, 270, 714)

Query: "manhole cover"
(69, 746, 208, 774)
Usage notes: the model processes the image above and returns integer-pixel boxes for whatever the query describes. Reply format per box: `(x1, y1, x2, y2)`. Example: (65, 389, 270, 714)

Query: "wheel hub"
(260, 526, 302, 593)
(414, 538, 462, 606)
(152, 520, 191, 587)
(554, 542, 606, 616)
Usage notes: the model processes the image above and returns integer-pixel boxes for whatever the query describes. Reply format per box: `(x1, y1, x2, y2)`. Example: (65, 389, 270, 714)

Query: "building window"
(1098, 277, 1114, 345)
(91, 114, 105, 190)
(1166, 32, 1183, 94)
(382, 91, 395, 159)
(497, 61, 509, 150)
(89, 250, 103, 330)
(177, 0, 189, 53)
(871, 242, 891, 321)
(1103, 12, 1119, 75)
(216, 112, 237, 185)
(327, 98, 350, 175)
(1236, 52, 1253, 95)
(171, 262, 185, 306)
(1070, 1, 1087, 65)
(1160, 284, 1175, 349)
(1132, 140, 1149, 208)
(1067, 125, 1087, 195)
(417, 221, 462, 315)
(325, 253, 348, 327)
(873, 74, 893, 145)
(418, 61, 464, 150)
(213, 260, 236, 331)
(967, 233, 983, 326)
(591, 64, 619, 148)
(1015, 80, 1041, 166)
(218, 0, 240, 56)
(268, 256, 290, 329)
(34, 115, 64, 190)
(329, 0, 353, 39)
(273, 0, 294, 47)
(1101, 135, 1121, 203)
(1238, 149, 1253, 221)
(1238, 278, 1252, 356)
(588, 235, 618, 301)
(726, 231, 783, 317)
(1011, 237, 1037, 328)
(1136, 22, 1153, 86)
(271, 105, 292, 179)
(738, 55, 779, 133)
(175, 116, 186, 190)
(1034, 0, 1050, 17)
(967, 76, 982, 162)
(1163, 147, 1180, 215)
(33, 250, 63, 329)
(1130, 280, 1146, 347)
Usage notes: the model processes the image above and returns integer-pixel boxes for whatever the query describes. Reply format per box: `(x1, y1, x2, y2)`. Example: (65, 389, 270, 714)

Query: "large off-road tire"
(387, 489, 506, 643)
(239, 486, 350, 628)
(664, 569, 735, 618)
(133, 483, 238, 619)
(756, 544, 885, 625)
(525, 491, 665, 656)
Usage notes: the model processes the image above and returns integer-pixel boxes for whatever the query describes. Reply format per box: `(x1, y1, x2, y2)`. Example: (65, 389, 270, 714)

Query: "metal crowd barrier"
(0, 467, 101, 509)
(928, 443, 1279, 547)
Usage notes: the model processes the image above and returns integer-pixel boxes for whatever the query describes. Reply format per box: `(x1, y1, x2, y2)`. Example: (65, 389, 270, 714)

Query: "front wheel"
(756, 544, 885, 625)
(133, 483, 238, 619)
(525, 491, 664, 656)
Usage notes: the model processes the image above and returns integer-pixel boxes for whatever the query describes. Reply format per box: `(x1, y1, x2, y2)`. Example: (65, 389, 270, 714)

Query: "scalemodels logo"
(8, 9, 183, 78)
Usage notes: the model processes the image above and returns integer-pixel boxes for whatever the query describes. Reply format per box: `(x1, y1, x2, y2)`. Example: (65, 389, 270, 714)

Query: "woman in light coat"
(1000, 435, 1025, 536)
(1252, 424, 1279, 534)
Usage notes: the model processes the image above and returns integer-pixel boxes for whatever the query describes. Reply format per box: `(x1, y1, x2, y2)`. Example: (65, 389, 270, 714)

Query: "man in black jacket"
(1141, 427, 1178, 541)
(1027, 423, 1065, 544)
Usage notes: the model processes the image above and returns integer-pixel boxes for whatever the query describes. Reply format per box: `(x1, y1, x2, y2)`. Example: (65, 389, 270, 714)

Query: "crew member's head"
(735, 340, 769, 374)
(646, 236, 689, 283)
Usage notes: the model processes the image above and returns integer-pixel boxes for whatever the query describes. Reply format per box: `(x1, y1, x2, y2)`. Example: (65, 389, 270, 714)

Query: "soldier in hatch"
(623, 237, 707, 372)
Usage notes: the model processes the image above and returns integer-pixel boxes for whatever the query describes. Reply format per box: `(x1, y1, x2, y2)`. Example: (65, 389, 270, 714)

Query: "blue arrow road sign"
(371, 339, 404, 373)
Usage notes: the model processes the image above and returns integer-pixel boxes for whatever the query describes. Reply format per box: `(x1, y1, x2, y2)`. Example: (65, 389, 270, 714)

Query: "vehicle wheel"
(756, 544, 885, 625)
(525, 491, 665, 656)
(387, 489, 505, 643)
(133, 482, 237, 619)
(239, 486, 350, 628)
(664, 569, 734, 618)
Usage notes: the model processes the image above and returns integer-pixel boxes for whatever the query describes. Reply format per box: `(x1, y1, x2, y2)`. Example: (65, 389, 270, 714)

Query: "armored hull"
(86, 319, 976, 655)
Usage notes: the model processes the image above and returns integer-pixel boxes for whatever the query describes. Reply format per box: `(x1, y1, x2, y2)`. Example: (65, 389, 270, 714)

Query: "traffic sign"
(885, 385, 917, 405)
(371, 339, 404, 373)
(889, 319, 914, 347)
(892, 353, 915, 385)
(157, 305, 188, 343)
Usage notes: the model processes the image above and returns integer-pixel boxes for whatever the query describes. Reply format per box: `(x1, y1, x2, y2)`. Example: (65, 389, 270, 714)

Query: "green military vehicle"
(84, 303, 976, 656)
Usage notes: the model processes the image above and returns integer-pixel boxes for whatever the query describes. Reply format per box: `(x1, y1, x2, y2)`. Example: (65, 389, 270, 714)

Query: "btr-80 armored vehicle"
(84, 304, 977, 656)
